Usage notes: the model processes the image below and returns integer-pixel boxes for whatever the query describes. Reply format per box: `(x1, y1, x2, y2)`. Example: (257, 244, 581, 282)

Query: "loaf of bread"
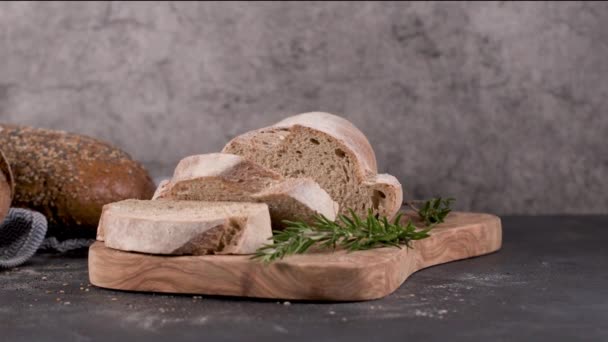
(97, 199, 272, 255)
(154, 153, 338, 228)
(222, 112, 403, 219)
(0, 149, 13, 223)
(0, 124, 156, 239)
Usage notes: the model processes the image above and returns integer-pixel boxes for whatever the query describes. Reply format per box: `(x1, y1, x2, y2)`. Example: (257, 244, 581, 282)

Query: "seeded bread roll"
(97, 199, 272, 255)
(222, 112, 403, 219)
(0, 149, 13, 223)
(0, 124, 156, 239)
(154, 153, 338, 229)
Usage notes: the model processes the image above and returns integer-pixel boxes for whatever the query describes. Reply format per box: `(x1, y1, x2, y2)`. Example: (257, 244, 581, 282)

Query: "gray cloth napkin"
(0, 208, 95, 269)
(38, 237, 94, 253)
(0, 208, 47, 269)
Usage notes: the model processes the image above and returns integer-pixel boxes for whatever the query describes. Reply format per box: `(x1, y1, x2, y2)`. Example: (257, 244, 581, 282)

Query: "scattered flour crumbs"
(389, 272, 529, 320)
(121, 311, 209, 331)
(415, 309, 449, 319)
(272, 324, 289, 334)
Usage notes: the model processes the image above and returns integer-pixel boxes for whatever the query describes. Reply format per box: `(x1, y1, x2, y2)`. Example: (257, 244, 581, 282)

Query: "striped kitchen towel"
(0, 208, 47, 269)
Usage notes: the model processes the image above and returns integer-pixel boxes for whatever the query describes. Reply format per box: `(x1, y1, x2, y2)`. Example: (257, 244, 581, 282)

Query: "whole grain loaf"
(222, 112, 403, 219)
(0, 124, 156, 239)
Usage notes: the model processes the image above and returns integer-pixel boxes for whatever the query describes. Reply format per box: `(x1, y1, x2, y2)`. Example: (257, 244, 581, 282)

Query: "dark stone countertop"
(2, 216, 607, 342)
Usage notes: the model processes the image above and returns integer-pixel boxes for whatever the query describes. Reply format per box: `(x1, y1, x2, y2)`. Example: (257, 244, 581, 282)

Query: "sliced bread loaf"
(222, 112, 403, 219)
(97, 200, 272, 255)
(154, 153, 338, 228)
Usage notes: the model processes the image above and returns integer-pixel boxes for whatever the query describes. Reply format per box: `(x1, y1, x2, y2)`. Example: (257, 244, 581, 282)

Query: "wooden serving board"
(88, 212, 501, 301)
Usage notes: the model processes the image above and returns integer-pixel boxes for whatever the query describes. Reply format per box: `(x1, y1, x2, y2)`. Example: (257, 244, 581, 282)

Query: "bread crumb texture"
(223, 113, 402, 218)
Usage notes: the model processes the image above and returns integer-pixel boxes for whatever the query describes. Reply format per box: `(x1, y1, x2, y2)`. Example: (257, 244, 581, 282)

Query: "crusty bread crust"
(252, 178, 339, 223)
(0, 149, 13, 223)
(0, 124, 156, 239)
(171, 153, 282, 183)
(363, 174, 403, 219)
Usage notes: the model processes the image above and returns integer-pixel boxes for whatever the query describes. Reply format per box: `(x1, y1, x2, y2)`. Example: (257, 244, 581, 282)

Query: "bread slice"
(222, 112, 403, 219)
(97, 199, 272, 255)
(154, 153, 338, 229)
(251, 178, 338, 227)
(155, 153, 281, 200)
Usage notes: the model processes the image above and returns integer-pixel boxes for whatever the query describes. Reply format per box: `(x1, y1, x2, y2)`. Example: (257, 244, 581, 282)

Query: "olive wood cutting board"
(88, 211, 501, 301)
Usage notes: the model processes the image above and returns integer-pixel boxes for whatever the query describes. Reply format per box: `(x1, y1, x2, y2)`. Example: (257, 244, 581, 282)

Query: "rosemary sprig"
(253, 198, 454, 263)
(406, 197, 454, 226)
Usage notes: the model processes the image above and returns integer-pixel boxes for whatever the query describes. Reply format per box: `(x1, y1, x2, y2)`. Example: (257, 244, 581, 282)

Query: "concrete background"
(0, 1, 605, 214)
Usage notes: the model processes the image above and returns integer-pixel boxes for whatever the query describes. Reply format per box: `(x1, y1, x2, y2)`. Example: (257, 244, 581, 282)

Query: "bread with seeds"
(0, 124, 156, 239)
(222, 112, 403, 219)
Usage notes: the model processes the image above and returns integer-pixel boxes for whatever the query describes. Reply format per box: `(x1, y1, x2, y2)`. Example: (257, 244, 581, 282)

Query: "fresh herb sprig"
(406, 197, 454, 226)
(253, 198, 454, 263)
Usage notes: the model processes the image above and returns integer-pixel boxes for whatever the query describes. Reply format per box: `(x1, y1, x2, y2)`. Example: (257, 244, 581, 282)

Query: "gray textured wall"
(0, 1, 606, 214)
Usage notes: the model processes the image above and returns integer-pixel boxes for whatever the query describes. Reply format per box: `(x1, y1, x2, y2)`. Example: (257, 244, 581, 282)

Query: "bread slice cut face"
(154, 153, 338, 229)
(223, 112, 403, 219)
